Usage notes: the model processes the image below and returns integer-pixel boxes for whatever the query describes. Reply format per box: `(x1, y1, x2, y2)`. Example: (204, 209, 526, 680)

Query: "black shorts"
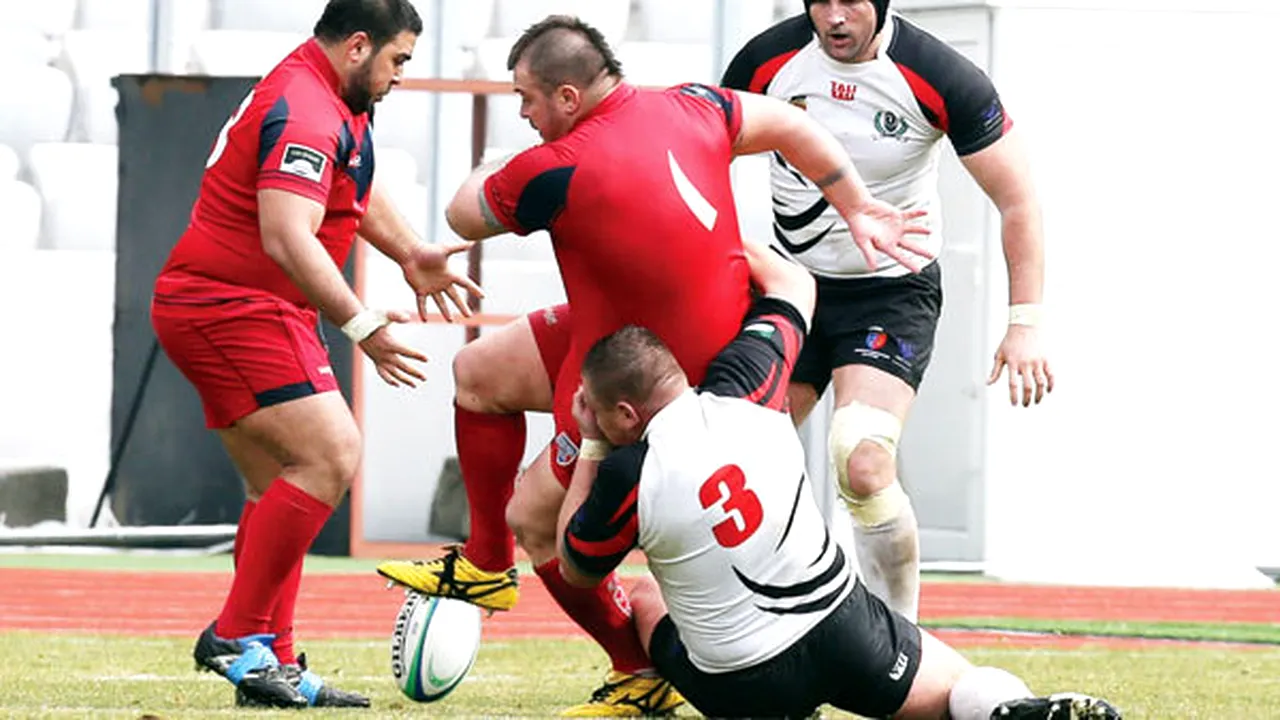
(792, 261, 943, 394)
(649, 578, 922, 719)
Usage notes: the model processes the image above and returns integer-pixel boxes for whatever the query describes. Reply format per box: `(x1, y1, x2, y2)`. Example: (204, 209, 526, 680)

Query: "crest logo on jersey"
(829, 81, 857, 102)
(553, 431, 579, 467)
(281, 143, 327, 182)
(874, 110, 909, 140)
(788, 95, 808, 110)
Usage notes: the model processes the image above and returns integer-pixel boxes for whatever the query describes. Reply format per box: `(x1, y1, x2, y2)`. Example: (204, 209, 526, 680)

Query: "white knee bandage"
(828, 401, 905, 526)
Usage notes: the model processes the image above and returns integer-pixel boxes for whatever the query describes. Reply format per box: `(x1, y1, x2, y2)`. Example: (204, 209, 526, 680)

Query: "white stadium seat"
(635, 0, 714, 43)
(27, 143, 119, 251)
(455, 0, 496, 49)
(11, 0, 79, 38)
(0, 146, 19, 181)
(0, 67, 74, 162)
(474, 38, 542, 152)
(372, 90, 436, 184)
(213, 0, 328, 32)
(617, 41, 715, 87)
(376, 147, 420, 189)
(154, 0, 213, 74)
(187, 30, 308, 76)
(77, 0, 154, 33)
(478, 259, 566, 317)
(0, 30, 59, 68)
(0, 181, 43, 252)
(491, 0, 630, 47)
(56, 30, 151, 144)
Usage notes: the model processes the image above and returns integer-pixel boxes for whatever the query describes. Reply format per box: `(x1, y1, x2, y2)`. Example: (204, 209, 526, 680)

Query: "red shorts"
(151, 291, 339, 429)
(527, 304, 580, 489)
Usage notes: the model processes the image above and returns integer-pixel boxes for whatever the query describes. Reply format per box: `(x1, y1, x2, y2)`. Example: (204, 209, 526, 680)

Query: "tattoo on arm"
(815, 165, 849, 189)
(477, 186, 506, 233)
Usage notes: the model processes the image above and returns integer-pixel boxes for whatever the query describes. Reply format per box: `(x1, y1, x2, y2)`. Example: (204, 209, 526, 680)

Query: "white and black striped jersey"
(722, 13, 1012, 279)
(563, 298, 860, 673)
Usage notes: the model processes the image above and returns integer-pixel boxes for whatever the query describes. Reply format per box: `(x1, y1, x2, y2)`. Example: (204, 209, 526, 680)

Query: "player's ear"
(347, 31, 374, 64)
(557, 84, 582, 114)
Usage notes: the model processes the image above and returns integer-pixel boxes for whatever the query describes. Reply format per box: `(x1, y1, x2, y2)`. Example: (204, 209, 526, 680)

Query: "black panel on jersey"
(886, 16, 1009, 157)
(515, 165, 575, 233)
(677, 84, 736, 132)
(258, 95, 290, 168)
(721, 15, 812, 94)
(337, 122, 375, 202)
(700, 296, 808, 411)
(563, 441, 647, 580)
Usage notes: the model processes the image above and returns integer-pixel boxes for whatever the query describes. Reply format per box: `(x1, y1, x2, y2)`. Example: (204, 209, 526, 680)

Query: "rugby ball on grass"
(390, 591, 483, 702)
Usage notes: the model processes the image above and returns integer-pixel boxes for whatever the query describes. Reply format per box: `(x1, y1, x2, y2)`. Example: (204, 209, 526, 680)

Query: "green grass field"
(3, 633, 1280, 719)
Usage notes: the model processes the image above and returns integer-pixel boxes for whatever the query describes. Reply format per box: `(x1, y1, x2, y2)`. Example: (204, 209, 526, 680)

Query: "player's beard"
(343, 56, 378, 115)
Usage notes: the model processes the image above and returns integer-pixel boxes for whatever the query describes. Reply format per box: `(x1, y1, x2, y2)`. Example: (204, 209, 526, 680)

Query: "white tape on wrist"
(341, 309, 390, 343)
(579, 438, 613, 462)
(1008, 304, 1044, 327)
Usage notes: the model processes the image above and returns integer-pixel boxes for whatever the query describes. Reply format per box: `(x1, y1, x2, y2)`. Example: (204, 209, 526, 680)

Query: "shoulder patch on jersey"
(280, 143, 327, 182)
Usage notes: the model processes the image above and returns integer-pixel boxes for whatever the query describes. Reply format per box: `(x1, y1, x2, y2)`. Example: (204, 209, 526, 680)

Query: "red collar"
(299, 38, 342, 95)
(582, 82, 635, 122)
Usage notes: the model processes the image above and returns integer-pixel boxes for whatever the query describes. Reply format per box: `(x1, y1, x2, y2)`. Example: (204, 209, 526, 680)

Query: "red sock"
(535, 559, 652, 674)
(456, 403, 524, 572)
(215, 479, 332, 640)
(269, 558, 303, 665)
(233, 500, 256, 567)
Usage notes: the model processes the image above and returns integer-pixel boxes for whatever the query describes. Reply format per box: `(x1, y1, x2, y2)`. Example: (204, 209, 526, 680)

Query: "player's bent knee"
(505, 487, 557, 562)
(829, 402, 908, 526)
(628, 576, 667, 653)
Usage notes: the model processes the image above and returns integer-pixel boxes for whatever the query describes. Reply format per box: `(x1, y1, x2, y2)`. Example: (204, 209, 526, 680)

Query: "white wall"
(978, 3, 1280, 586)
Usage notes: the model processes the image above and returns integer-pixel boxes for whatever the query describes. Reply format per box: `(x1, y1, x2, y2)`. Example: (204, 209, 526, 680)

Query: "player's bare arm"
(742, 239, 816, 325)
(732, 91, 933, 273)
(445, 154, 516, 241)
(960, 129, 1054, 406)
(259, 188, 428, 388)
(360, 180, 483, 322)
(556, 386, 610, 588)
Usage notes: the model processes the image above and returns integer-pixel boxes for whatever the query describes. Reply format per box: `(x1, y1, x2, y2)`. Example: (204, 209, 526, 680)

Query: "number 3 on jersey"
(206, 90, 256, 169)
(698, 464, 763, 548)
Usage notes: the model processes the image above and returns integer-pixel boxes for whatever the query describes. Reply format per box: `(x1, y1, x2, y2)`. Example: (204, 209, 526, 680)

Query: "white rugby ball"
(390, 591, 483, 702)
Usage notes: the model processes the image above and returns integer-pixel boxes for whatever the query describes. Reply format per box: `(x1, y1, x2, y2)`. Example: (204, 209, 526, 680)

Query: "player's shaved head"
(582, 326, 683, 407)
(507, 15, 623, 92)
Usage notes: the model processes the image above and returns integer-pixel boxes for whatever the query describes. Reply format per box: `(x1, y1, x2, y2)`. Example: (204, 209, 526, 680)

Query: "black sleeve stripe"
(699, 296, 808, 410)
(515, 165, 576, 233)
(563, 442, 647, 577)
(885, 16, 1010, 157)
(720, 15, 812, 94)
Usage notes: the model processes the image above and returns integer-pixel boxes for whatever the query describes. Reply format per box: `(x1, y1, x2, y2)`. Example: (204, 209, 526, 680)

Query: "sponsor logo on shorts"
(281, 143, 327, 182)
(318, 365, 334, 376)
(553, 431, 579, 467)
(857, 327, 915, 374)
(896, 339, 915, 361)
(888, 651, 909, 681)
(542, 307, 560, 326)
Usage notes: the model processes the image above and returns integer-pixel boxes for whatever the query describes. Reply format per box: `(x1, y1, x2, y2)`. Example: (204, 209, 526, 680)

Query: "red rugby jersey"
(483, 83, 753, 384)
(157, 39, 375, 306)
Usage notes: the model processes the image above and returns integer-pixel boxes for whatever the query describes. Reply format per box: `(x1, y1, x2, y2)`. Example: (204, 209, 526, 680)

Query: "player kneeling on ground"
(554, 252, 1121, 719)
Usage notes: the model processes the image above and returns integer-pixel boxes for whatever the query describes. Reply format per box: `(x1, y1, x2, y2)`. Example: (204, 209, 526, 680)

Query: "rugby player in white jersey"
(721, 0, 1055, 623)
(554, 242, 1115, 720)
